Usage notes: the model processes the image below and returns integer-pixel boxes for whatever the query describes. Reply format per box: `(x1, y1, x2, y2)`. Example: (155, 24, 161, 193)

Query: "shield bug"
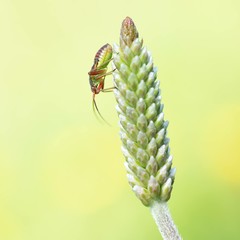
(88, 43, 115, 123)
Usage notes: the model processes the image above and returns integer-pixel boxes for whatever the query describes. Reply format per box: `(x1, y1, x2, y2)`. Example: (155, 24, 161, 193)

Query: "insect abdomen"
(94, 43, 112, 69)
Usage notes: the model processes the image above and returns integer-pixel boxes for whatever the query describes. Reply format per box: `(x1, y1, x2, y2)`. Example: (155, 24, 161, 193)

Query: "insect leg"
(96, 57, 114, 69)
(88, 68, 106, 76)
(95, 69, 116, 80)
(101, 86, 117, 92)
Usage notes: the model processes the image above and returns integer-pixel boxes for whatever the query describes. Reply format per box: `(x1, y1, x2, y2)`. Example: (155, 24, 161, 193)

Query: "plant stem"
(150, 201, 182, 240)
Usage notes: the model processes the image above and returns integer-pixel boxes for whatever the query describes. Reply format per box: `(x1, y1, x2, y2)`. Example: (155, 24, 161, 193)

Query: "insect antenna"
(92, 94, 111, 126)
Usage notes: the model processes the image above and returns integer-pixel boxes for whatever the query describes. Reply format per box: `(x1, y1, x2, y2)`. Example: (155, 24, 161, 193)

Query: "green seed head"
(113, 17, 175, 206)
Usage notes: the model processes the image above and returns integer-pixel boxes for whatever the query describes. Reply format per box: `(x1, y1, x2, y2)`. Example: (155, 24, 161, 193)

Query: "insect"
(88, 43, 115, 123)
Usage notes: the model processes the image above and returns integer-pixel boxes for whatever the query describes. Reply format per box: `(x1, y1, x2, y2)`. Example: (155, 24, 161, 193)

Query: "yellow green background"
(0, 0, 240, 239)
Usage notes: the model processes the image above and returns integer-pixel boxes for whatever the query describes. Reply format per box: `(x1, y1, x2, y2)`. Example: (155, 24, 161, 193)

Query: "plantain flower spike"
(113, 17, 176, 206)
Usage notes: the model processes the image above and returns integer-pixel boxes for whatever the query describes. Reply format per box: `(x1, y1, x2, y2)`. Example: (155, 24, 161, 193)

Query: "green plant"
(112, 17, 181, 240)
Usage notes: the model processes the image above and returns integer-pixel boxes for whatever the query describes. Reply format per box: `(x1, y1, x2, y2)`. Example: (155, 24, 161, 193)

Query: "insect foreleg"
(88, 68, 106, 76)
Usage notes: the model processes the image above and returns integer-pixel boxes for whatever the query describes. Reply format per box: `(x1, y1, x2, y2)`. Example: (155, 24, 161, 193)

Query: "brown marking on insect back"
(94, 44, 109, 63)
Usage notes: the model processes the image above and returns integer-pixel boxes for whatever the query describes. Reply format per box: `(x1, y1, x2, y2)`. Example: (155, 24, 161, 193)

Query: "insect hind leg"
(101, 86, 117, 92)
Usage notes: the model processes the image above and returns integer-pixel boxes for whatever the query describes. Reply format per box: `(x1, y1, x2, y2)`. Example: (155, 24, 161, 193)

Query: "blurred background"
(0, 0, 240, 239)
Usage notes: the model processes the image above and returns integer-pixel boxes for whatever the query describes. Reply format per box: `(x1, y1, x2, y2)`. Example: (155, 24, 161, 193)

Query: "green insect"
(88, 43, 115, 123)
